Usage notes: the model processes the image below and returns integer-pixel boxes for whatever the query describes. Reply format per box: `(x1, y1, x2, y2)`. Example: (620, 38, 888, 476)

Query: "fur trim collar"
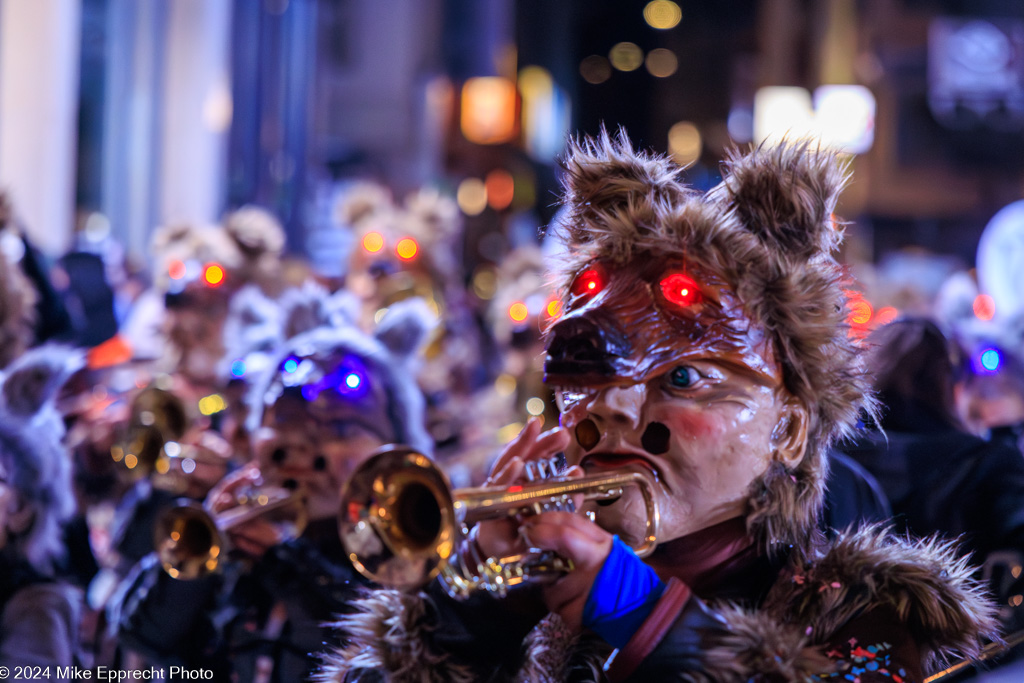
(766, 526, 1000, 668)
(318, 528, 997, 682)
(316, 590, 609, 683)
(315, 589, 476, 683)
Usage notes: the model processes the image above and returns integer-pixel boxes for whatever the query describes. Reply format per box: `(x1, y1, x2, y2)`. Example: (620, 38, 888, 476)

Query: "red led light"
(571, 267, 604, 299)
(659, 272, 702, 307)
(874, 306, 898, 326)
(168, 259, 186, 280)
(848, 300, 873, 326)
(363, 231, 384, 253)
(204, 263, 225, 287)
(973, 294, 995, 321)
(508, 302, 529, 322)
(396, 237, 418, 261)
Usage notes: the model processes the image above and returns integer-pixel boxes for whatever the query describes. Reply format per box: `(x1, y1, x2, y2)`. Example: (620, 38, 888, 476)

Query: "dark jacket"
(317, 522, 996, 682)
(843, 422, 1024, 572)
(114, 522, 369, 683)
(0, 554, 81, 677)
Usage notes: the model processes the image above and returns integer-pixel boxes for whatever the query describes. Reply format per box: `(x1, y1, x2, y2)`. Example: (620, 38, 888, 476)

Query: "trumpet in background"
(155, 476, 307, 580)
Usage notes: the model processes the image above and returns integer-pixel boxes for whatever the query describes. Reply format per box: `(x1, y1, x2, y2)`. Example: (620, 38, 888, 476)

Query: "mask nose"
(572, 384, 648, 451)
(545, 315, 630, 379)
(591, 384, 647, 430)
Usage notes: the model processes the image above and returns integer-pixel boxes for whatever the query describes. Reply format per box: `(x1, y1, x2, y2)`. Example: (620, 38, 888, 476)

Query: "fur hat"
(0, 345, 82, 572)
(551, 130, 876, 550)
(220, 282, 362, 383)
(247, 297, 436, 456)
(150, 221, 244, 294)
(0, 192, 38, 368)
(222, 205, 287, 293)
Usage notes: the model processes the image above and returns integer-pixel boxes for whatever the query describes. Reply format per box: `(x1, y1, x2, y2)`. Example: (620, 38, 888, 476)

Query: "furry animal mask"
(0, 345, 82, 571)
(548, 131, 875, 551)
(247, 297, 436, 456)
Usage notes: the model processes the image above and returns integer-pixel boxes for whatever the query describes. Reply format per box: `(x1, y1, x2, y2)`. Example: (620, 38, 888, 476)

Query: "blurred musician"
(112, 298, 433, 682)
(0, 348, 83, 673)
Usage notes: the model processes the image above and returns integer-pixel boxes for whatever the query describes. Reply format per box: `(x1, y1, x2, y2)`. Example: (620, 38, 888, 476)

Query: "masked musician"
(0, 347, 82, 673)
(113, 299, 433, 682)
(321, 133, 997, 682)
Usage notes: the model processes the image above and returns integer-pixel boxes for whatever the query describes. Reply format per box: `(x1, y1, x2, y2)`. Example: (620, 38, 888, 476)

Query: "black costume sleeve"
(112, 553, 222, 664)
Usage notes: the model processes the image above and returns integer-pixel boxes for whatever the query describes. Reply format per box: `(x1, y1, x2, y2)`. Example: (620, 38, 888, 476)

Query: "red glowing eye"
(660, 272, 702, 307)
(168, 260, 186, 280)
(571, 267, 604, 299)
(204, 263, 225, 287)
(396, 238, 418, 260)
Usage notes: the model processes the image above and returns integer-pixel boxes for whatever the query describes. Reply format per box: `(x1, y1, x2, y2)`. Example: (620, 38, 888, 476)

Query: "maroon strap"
(606, 577, 692, 682)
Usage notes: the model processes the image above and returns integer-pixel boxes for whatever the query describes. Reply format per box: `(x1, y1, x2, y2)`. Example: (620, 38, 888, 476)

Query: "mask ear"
(771, 398, 809, 468)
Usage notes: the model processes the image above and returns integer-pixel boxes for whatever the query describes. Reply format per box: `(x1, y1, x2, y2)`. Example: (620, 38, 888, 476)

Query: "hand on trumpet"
(473, 417, 614, 631)
(206, 463, 291, 559)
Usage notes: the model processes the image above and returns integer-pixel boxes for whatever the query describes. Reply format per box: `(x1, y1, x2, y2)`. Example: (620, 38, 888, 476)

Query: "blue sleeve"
(582, 536, 666, 649)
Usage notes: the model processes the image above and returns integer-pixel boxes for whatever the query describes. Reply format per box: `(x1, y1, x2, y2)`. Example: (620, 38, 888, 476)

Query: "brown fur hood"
(315, 527, 998, 682)
(550, 132, 879, 552)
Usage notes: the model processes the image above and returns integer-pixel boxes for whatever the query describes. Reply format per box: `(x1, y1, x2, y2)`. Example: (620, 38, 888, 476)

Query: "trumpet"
(112, 386, 190, 476)
(339, 446, 660, 598)
(155, 480, 307, 580)
(112, 385, 231, 496)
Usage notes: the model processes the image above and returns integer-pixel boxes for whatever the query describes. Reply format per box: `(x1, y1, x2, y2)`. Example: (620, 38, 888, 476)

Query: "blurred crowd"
(0, 164, 1022, 680)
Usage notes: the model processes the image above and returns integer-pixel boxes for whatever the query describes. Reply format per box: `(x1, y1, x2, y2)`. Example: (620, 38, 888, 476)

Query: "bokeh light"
(609, 42, 644, 72)
(754, 86, 815, 146)
(362, 231, 384, 253)
(874, 306, 899, 326)
(668, 121, 702, 166)
(495, 373, 517, 397)
(973, 293, 995, 321)
(472, 266, 498, 300)
(645, 48, 678, 78)
(203, 263, 224, 287)
(395, 238, 418, 261)
(460, 77, 518, 145)
(199, 393, 227, 415)
(485, 169, 515, 211)
(168, 259, 186, 280)
(526, 397, 546, 416)
(848, 299, 874, 325)
(508, 301, 529, 322)
(643, 1, 682, 29)
(457, 178, 488, 215)
(580, 55, 612, 84)
(980, 348, 1002, 372)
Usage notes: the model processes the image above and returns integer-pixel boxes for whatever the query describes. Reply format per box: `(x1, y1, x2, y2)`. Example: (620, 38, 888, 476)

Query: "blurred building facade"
(0, 0, 1022, 310)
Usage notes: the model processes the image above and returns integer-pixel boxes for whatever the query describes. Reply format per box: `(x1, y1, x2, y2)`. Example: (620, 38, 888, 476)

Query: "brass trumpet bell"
(155, 482, 307, 580)
(339, 445, 660, 598)
(112, 386, 189, 478)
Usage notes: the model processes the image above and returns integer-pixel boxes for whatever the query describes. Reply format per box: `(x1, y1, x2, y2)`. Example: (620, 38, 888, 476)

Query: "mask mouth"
(579, 452, 661, 480)
(580, 453, 662, 507)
